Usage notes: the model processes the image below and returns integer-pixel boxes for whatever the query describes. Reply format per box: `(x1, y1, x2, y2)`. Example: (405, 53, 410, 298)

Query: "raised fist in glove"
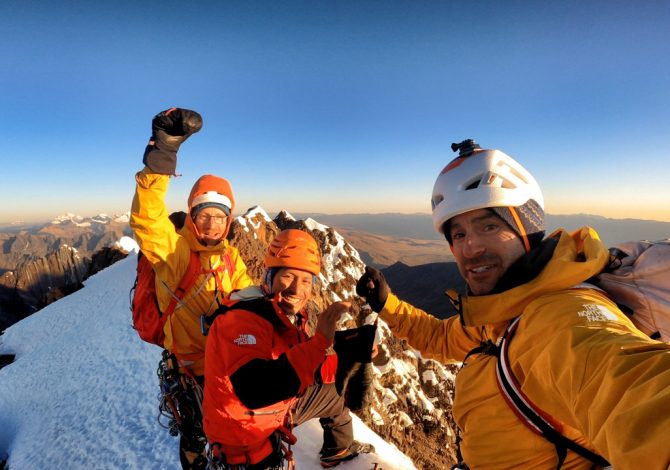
(355, 266, 389, 312)
(143, 108, 203, 175)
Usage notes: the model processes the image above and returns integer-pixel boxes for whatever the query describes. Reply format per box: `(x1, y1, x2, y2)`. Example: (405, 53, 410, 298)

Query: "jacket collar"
(451, 227, 610, 327)
(269, 296, 308, 331)
(178, 221, 230, 254)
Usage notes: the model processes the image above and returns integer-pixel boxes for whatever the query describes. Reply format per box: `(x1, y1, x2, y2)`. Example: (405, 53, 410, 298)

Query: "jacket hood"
(450, 226, 610, 327)
(188, 174, 235, 241)
(188, 175, 235, 212)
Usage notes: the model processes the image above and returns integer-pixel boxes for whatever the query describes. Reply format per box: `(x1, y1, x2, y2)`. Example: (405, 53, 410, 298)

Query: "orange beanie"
(188, 175, 235, 216)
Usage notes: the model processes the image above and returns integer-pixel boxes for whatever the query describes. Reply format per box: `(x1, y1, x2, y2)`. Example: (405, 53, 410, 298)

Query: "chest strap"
(494, 317, 611, 470)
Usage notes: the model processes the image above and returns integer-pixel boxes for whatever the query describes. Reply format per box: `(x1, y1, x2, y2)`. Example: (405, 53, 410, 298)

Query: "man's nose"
(462, 233, 486, 258)
(284, 279, 299, 293)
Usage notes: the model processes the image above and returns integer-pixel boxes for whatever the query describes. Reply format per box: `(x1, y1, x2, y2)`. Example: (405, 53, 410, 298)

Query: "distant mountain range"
(0, 213, 133, 329)
(0, 213, 132, 274)
(0, 213, 131, 232)
(293, 212, 670, 247)
(335, 228, 453, 268)
(4, 209, 668, 329)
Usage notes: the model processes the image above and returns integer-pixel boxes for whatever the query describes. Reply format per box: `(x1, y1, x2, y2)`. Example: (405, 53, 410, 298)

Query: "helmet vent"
(465, 179, 481, 190)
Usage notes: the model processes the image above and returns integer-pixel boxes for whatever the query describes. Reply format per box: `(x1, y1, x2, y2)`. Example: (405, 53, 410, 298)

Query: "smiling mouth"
(279, 294, 304, 306)
(468, 264, 495, 274)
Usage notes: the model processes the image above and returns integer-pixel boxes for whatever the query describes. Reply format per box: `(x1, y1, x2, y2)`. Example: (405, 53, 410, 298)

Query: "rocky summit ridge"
(231, 206, 458, 469)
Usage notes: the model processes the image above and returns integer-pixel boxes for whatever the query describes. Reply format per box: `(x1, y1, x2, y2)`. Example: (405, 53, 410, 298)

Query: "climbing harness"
(205, 427, 296, 470)
(157, 350, 206, 447)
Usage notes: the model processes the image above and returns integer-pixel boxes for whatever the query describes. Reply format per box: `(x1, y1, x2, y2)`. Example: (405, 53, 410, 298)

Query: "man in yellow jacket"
(131, 108, 253, 470)
(356, 139, 670, 470)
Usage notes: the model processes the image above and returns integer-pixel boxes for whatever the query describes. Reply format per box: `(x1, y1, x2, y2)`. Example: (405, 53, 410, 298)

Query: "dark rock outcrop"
(14, 245, 89, 314)
(0, 246, 129, 331)
(382, 261, 466, 319)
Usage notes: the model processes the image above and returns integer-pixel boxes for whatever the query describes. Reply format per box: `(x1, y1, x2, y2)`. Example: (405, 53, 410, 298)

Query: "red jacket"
(203, 295, 336, 465)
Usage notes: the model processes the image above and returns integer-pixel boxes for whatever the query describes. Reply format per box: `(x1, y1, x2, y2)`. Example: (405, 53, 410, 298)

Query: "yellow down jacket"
(131, 169, 253, 376)
(379, 227, 670, 470)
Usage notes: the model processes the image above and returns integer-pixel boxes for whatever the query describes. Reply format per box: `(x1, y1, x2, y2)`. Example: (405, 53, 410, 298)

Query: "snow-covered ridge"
(302, 215, 364, 302)
(236, 205, 273, 234)
(0, 256, 417, 469)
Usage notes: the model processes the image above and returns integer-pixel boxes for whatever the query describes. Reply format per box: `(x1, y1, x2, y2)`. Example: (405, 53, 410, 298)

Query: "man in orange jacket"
(131, 108, 253, 469)
(357, 140, 670, 469)
(203, 229, 370, 469)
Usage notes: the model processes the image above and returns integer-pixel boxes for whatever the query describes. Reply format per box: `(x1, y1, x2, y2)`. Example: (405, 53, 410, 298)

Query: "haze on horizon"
(4, 207, 670, 227)
(2, 2, 669, 224)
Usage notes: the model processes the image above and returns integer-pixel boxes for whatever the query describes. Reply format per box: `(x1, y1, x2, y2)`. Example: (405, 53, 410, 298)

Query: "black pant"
(292, 382, 353, 454)
(206, 383, 353, 470)
(178, 375, 207, 470)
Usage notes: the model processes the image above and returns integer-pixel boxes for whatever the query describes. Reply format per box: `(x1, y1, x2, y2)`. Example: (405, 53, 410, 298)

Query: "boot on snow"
(320, 440, 375, 468)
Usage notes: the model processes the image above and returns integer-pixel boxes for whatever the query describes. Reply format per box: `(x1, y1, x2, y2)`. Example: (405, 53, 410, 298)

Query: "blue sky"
(2, 0, 669, 223)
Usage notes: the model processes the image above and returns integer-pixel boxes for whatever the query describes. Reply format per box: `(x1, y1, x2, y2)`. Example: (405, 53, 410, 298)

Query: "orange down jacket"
(379, 227, 670, 470)
(130, 169, 253, 375)
(203, 295, 335, 465)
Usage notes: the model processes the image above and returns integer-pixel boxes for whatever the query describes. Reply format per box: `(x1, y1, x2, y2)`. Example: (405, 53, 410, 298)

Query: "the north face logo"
(234, 334, 257, 346)
(578, 304, 618, 323)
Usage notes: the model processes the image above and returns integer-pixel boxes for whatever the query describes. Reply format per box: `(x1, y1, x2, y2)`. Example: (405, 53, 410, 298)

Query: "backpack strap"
(205, 252, 237, 304)
(223, 252, 234, 279)
(201, 302, 235, 336)
(156, 250, 205, 378)
(496, 317, 611, 469)
(201, 296, 284, 337)
(163, 250, 203, 317)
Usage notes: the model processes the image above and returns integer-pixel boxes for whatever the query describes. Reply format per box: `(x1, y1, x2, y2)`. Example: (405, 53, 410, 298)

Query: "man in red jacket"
(203, 229, 369, 469)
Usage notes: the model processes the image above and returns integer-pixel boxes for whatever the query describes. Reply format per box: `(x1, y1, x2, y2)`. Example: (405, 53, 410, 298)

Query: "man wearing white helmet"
(356, 140, 670, 470)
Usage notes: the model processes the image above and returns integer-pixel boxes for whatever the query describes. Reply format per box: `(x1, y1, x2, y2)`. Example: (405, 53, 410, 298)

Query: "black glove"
(334, 324, 377, 411)
(142, 108, 203, 175)
(355, 266, 389, 312)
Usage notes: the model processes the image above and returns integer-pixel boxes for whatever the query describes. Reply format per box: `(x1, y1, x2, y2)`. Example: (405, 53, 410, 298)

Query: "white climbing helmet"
(431, 140, 544, 234)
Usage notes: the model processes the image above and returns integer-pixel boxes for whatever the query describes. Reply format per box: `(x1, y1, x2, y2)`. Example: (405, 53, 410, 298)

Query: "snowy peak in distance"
(235, 205, 273, 233)
(276, 209, 297, 222)
(50, 212, 130, 226)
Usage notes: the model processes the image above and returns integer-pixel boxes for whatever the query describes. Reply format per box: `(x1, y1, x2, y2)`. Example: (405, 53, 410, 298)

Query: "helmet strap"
(507, 206, 531, 253)
(262, 268, 278, 295)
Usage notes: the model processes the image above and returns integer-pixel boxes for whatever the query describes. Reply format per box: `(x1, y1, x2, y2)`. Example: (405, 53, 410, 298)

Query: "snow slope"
(0, 256, 416, 469)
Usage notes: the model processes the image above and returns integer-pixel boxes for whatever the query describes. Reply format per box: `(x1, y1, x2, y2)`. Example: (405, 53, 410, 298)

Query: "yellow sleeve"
(518, 290, 670, 469)
(379, 293, 482, 364)
(130, 168, 181, 265)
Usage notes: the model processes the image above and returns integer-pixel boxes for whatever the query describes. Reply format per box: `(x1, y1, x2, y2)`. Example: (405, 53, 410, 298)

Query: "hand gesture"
(151, 108, 203, 144)
(355, 266, 389, 312)
(315, 301, 351, 343)
(143, 108, 203, 175)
